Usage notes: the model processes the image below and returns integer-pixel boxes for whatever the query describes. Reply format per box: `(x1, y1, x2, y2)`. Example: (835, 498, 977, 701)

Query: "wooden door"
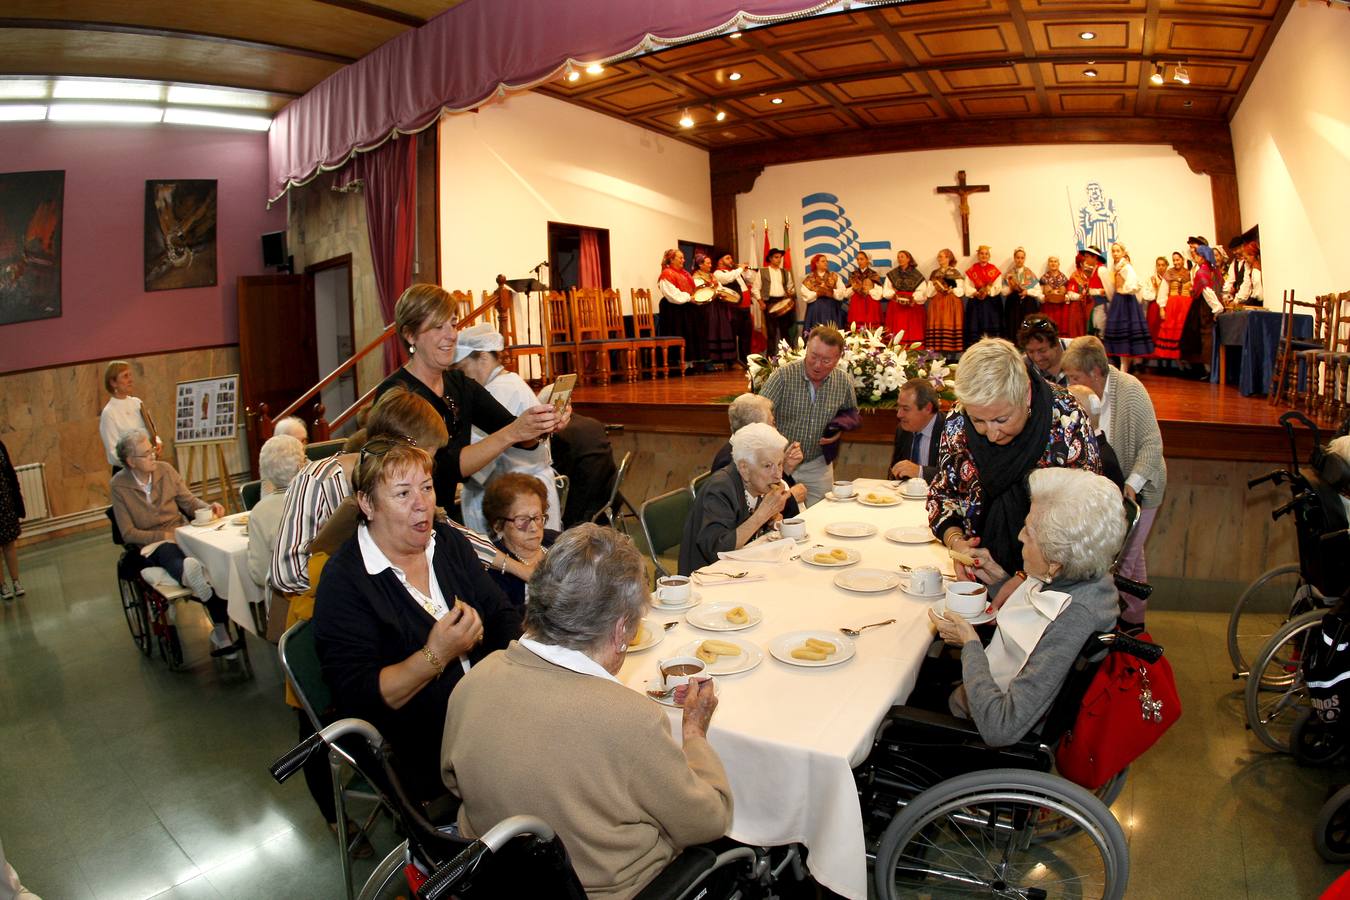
(238, 274, 318, 473)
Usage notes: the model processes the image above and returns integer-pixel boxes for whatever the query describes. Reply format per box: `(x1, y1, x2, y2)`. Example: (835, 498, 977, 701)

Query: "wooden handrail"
(274, 322, 399, 423)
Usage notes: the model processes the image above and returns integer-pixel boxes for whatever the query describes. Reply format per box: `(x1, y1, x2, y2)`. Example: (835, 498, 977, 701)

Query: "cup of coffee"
(909, 565, 942, 595)
(945, 581, 988, 617)
(903, 478, 928, 497)
(193, 508, 213, 525)
(779, 517, 807, 540)
(658, 656, 707, 691)
(832, 480, 855, 499)
(655, 575, 692, 606)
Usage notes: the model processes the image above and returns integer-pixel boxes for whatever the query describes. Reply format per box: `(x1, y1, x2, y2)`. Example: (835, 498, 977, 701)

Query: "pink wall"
(0, 122, 284, 373)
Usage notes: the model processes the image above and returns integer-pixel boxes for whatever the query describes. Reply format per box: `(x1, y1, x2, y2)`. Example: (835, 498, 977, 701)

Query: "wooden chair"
(631, 288, 685, 377)
(1292, 292, 1339, 415)
(571, 287, 630, 383)
(542, 290, 579, 380)
(483, 287, 548, 384)
(448, 289, 476, 325)
(1269, 289, 1320, 408)
(1316, 291, 1350, 422)
(601, 288, 639, 381)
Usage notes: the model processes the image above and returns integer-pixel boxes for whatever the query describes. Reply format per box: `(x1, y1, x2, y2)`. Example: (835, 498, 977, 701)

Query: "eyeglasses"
(505, 513, 545, 531)
(1020, 318, 1057, 335)
(357, 435, 418, 471)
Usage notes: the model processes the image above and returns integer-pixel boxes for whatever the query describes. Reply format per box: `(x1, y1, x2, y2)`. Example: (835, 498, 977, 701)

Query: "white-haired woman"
(451, 322, 562, 535)
(928, 338, 1101, 580)
(248, 434, 307, 590)
(679, 422, 792, 574)
(1062, 335, 1166, 629)
(710, 393, 805, 504)
(442, 524, 731, 899)
(921, 468, 1126, 746)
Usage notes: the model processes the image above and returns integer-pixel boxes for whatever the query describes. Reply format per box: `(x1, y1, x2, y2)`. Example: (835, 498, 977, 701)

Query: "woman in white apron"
(452, 324, 562, 536)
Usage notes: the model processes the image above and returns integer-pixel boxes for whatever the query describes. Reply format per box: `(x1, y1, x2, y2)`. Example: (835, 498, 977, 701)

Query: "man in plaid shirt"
(759, 326, 857, 505)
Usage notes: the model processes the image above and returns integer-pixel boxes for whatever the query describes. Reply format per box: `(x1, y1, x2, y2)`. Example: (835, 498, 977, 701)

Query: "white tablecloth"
(617, 479, 953, 899)
(174, 513, 266, 635)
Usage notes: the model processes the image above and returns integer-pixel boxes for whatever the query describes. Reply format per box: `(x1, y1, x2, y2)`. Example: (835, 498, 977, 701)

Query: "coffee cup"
(945, 581, 988, 617)
(903, 478, 928, 497)
(779, 517, 806, 540)
(832, 480, 855, 499)
(655, 575, 692, 606)
(909, 565, 942, 595)
(658, 656, 707, 691)
(193, 508, 213, 525)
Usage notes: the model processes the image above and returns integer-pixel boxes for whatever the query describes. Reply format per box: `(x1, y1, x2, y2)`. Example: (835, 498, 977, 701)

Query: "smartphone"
(549, 373, 577, 415)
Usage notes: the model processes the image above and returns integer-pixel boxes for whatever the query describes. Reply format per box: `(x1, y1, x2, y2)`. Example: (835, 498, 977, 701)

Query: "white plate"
(676, 637, 764, 675)
(833, 568, 902, 593)
(187, 516, 226, 528)
(686, 601, 764, 632)
(858, 492, 902, 507)
(897, 576, 945, 599)
(885, 527, 937, 545)
(643, 674, 720, 707)
(930, 597, 996, 626)
(768, 630, 857, 668)
(651, 590, 703, 613)
(824, 491, 856, 502)
(824, 521, 878, 539)
(901, 485, 928, 499)
(627, 618, 666, 653)
(800, 547, 861, 568)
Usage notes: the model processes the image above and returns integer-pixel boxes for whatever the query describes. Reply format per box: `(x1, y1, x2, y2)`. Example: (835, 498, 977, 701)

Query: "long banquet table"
(617, 478, 954, 899)
(174, 512, 267, 635)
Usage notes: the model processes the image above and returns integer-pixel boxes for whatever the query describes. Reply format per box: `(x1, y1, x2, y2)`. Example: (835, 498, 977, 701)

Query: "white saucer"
(768, 532, 810, 544)
(824, 491, 857, 502)
(929, 597, 996, 626)
(643, 674, 720, 707)
(901, 487, 928, 500)
(885, 527, 937, 545)
(627, 618, 666, 653)
(675, 637, 764, 675)
(652, 591, 702, 612)
(687, 601, 763, 632)
(834, 568, 902, 593)
(897, 576, 945, 599)
(824, 521, 878, 539)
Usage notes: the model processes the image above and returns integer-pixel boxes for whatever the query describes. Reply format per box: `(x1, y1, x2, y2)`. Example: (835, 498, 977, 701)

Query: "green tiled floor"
(1, 531, 1346, 898)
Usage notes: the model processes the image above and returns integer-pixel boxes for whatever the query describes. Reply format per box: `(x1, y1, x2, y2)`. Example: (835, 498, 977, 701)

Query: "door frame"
(305, 254, 356, 398)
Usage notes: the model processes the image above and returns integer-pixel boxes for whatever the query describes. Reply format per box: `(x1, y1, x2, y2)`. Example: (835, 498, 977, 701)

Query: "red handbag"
(1055, 631, 1182, 790)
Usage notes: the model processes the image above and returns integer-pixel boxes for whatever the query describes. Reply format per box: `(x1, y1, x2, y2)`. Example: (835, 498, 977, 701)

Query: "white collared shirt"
(520, 636, 622, 684)
(358, 524, 470, 674)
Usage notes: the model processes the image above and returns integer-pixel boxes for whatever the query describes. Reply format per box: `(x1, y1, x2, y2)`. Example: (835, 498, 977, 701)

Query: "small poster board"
(174, 374, 239, 445)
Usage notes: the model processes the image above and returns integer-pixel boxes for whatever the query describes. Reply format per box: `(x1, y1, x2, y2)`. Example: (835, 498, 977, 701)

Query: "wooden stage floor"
(572, 368, 1301, 462)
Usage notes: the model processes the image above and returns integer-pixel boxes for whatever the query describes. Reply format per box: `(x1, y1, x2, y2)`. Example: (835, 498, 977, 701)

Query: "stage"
(573, 367, 1297, 463)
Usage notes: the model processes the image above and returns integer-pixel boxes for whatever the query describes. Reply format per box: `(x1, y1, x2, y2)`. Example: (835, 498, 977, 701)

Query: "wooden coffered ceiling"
(536, 0, 1291, 150)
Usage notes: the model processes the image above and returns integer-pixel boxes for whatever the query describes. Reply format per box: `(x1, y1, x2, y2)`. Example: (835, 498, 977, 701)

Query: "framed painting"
(145, 179, 217, 291)
(0, 169, 63, 326)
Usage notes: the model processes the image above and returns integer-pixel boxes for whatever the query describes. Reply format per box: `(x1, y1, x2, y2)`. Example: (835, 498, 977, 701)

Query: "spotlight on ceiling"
(679, 109, 694, 128)
(564, 62, 580, 83)
(1150, 63, 1165, 86)
(1083, 68, 1098, 78)
(1079, 30, 1096, 40)
(585, 64, 604, 75)
(1173, 66, 1190, 85)
(729, 72, 742, 82)
(770, 97, 784, 105)
(715, 110, 727, 122)
(729, 31, 742, 38)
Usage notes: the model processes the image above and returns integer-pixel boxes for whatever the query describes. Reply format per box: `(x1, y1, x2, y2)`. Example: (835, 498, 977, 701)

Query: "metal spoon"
(663, 621, 679, 632)
(699, 571, 749, 579)
(840, 618, 896, 638)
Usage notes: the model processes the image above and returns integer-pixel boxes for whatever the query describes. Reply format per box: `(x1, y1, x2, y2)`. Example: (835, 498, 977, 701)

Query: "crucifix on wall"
(936, 170, 989, 257)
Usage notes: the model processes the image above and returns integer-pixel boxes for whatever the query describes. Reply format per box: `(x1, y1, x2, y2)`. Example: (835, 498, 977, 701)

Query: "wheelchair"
(271, 719, 810, 900)
(1227, 411, 1350, 682)
(854, 622, 1166, 900)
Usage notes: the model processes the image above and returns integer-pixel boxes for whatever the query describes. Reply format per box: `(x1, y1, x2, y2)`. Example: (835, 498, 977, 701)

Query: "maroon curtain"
(578, 228, 602, 289)
(334, 137, 417, 375)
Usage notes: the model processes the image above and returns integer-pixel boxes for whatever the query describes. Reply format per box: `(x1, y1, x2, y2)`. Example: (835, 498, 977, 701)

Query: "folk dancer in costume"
(658, 248, 703, 369)
(755, 247, 798, 353)
(1035, 256, 1072, 336)
(1180, 240, 1223, 372)
(693, 253, 738, 367)
(1000, 247, 1039, 343)
(715, 253, 756, 363)
(1081, 245, 1111, 335)
(1102, 243, 1153, 371)
(1153, 252, 1193, 360)
(964, 244, 1003, 347)
(1063, 251, 1095, 338)
(846, 251, 888, 330)
(1139, 256, 1167, 347)
(923, 275, 964, 355)
(1232, 242, 1264, 307)
(883, 249, 927, 344)
(800, 253, 847, 332)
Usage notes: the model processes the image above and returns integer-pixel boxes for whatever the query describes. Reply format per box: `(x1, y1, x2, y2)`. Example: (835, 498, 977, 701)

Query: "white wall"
(438, 91, 712, 311)
(1231, 3, 1350, 307)
(737, 144, 1214, 281)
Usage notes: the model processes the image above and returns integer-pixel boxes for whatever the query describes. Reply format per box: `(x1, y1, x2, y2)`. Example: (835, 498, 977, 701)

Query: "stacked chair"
(1272, 289, 1350, 423)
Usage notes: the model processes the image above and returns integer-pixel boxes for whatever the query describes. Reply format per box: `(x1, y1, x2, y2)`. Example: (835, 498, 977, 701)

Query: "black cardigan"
(312, 521, 521, 800)
(678, 466, 768, 575)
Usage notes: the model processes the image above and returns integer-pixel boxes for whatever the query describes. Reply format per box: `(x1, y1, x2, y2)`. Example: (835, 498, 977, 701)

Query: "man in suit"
(888, 378, 946, 481)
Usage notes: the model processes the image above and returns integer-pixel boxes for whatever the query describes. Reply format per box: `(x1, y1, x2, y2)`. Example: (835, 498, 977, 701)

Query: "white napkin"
(717, 540, 798, 563)
(692, 571, 768, 586)
(983, 578, 1073, 692)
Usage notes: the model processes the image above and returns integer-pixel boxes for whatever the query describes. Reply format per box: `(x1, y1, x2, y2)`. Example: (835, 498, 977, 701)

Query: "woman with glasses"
(374, 283, 559, 512)
(481, 473, 558, 609)
(927, 338, 1101, 582)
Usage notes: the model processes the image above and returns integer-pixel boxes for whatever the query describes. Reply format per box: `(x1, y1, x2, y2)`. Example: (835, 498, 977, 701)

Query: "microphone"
(532, 260, 549, 272)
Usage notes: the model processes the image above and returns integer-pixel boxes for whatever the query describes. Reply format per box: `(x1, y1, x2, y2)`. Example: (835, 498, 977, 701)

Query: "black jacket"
(680, 466, 774, 575)
(708, 441, 801, 518)
(888, 410, 947, 482)
(312, 521, 521, 800)
(551, 413, 618, 527)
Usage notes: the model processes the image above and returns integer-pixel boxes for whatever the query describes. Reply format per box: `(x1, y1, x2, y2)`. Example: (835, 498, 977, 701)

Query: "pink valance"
(267, 0, 863, 202)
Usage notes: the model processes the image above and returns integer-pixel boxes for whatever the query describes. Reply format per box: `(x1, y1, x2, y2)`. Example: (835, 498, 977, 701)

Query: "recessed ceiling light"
(679, 109, 694, 128)
(47, 103, 163, 123)
(1183, 99, 1194, 108)
(0, 105, 48, 121)
(1150, 63, 1165, 86)
(730, 31, 742, 38)
(1083, 68, 1098, 78)
(585, 64, 604, 75)
(566, 70, 580, 82)
(770, 97, 783, 105)
(1173, 66, 1190, 85)
(715, 110, 727, 121)
(164, 108, 272, 131)
(729, 72, 742, 81)
(1079, 31, 1096, 40)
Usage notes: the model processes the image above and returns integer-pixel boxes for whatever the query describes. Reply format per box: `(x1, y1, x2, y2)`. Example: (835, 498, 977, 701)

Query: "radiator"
(14, 462, 50, 522)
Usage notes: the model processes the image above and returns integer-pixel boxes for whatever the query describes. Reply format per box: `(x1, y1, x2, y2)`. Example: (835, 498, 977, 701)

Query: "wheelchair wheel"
(1035, 768, 1128, 843)
(873, 768, 1128, 900)
(357, 841, 410, 900)
(1316, 785, 1350, 863)
(1243, 609, 1323, 753)
(1227, 563, 1321, 681)
(1290, 709, 1345, 767)
(118, 578, 151, 656)
(157, 625, 185, 671)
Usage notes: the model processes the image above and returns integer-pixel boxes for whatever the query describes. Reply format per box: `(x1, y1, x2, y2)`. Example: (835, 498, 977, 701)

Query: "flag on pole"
(762, 217, 771, 266)
(782, 219, 793, 277)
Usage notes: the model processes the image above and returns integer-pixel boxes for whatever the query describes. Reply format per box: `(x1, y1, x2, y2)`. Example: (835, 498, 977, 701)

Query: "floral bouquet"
(746, 324, 956, 407)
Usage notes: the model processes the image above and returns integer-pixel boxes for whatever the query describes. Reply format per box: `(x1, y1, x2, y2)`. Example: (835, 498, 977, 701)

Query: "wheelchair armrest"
(880, 705, 1050, 760)
(632, 845, 720, 900)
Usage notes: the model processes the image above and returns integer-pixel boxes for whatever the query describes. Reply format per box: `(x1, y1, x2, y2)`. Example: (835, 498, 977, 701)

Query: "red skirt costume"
(846, 267, 884, 329)
(1037, 271, 1072, 335)
(1062, 271, 1092, 338)
(1153, 269, 1193, 360)
(883, 265, 927, 344)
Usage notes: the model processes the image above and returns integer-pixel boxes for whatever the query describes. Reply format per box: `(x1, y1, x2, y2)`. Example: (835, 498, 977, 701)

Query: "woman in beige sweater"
(441, 524, 733, 899)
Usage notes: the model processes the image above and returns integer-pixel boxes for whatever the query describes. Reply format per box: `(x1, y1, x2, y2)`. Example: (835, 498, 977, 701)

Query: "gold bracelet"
(421, 645, 444, 674)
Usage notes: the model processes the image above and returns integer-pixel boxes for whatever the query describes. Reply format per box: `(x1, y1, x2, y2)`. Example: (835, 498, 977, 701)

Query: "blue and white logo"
(802, 192, 891, 273)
